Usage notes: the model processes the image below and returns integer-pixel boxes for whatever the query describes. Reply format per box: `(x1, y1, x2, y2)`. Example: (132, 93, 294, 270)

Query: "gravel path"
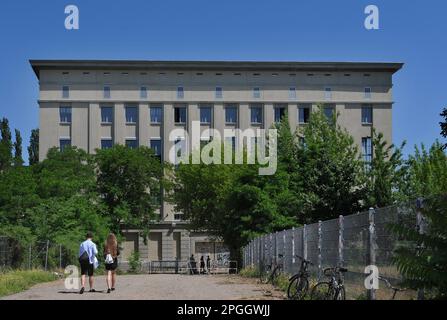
(2, 274, 285, 300)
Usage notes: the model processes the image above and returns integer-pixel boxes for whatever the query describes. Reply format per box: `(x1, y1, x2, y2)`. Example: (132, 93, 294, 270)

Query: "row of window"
(60, 136, 374, 164)
(61, 86, 373, 100)
(59, 105, 374, 126)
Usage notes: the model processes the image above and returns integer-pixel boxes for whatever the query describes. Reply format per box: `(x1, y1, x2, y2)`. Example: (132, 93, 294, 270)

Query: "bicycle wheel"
(287, 276, 309, 300)
(310, 282, 333, 300)
(334, 286, 346, 300)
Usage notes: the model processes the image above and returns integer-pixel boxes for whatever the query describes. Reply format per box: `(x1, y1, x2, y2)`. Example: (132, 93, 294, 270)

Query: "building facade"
(30, 60, 403, 263)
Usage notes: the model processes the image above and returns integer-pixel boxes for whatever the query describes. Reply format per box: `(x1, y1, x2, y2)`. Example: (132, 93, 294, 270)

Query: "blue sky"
(0, 0, 445, 163)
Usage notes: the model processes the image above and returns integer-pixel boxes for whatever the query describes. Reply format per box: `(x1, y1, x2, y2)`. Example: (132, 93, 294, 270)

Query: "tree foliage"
(0, 117, 13, 172)
(28, 129, 39, 166)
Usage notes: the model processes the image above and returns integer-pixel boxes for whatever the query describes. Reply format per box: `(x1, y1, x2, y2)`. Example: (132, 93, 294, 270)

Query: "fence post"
(303, 224, 307, 261)
(292, 227, 295, 265)
(367, 208, 376, 300)
(59, 244, 62, 270)
(318, 221, 322, 279)
(44, 240, 50, 271)
(338, 215, 344, 267)
(28, 244, 32, 270)
(416, 198, 426, 300)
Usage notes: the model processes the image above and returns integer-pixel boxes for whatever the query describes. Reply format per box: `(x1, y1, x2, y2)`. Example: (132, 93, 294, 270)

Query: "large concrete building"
(30, 60, 403, 264)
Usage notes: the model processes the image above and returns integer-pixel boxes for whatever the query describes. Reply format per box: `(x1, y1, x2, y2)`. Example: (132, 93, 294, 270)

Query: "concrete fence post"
(318, 221, 322, 279)
(292, 227, 296, 265)
(28, 244, 32, 270)
(44, 240, 50, 271)
(338, 215, 344, 267)
(416, 198, 426, 300)
(303, 224, 307, 261)
(367, 208, 376, 300)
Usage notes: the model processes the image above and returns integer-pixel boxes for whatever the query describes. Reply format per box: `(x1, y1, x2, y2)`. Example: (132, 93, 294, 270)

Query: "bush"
(128, 251, 141, 274)
(239, 266, 260, 278)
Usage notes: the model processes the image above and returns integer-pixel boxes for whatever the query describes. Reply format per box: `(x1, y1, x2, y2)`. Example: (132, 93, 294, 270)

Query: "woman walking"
(104, 233, 120, 294)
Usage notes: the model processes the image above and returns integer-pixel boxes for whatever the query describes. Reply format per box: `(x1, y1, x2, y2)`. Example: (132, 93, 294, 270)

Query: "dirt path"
(2, 274, 285, 300)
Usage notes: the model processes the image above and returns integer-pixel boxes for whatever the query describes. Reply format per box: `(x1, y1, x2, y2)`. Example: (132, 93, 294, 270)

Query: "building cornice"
(30, 60, 404, 79)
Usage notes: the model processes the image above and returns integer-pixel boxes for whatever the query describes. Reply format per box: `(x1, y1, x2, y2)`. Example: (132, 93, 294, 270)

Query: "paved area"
(2, 274, 285, 300)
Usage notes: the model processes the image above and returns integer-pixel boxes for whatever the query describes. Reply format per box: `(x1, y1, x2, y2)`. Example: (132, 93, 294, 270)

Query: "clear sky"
(0, 0, 445, 164)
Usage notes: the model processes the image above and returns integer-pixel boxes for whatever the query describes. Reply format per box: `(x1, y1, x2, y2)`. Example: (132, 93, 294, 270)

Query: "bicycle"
(287, 255, 313, 300)
(259, 254, 283, 286)
(310, 267, 348, 300)
(378, 276, 407, 300)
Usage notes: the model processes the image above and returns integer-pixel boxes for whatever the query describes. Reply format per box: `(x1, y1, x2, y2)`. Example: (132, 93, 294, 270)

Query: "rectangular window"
(101, 106, 113, 123)
(62, 86, 69, 99)
(59, 107, 72, 123)
(253, 87, 261, 99)
(125, 106, 138, 123)
(101, 139, 113, 150)
(274, 105, 287, 122)
(215, 87, 223, 99)
(125, 139, 138, 149)
(225, 105, 238, 124)
(225, 136, 236, 151)
(362, 105, 373, 124)
(323, 106, 335, 122)
(289, 87, 297, 100)
(325, 87, 332, 100)
(174, 138, 186, 164)
(59, 139, 71, 152)
(150, 139, 162, 157)
(174, 106, 187, 124)
(250, 105, 263, 124)
(298, 106, 310, 124)
(177, 87, 184, 99)
(103, 86, 111, 99)
(140, 86, 148, 99)
(150, 106, 163, 124)
(200, 106, 212, 124)
(362, 137, 373, 163)
(364, 87, 372, 99)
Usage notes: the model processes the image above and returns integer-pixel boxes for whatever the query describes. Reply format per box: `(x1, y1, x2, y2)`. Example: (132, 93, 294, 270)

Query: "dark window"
(60, 139, 71, 152)
(323, 106, 334, 122)
(225, 105, 237, 124)
(362, 105, 373, 124)
(150, 106, 163, 123)
(59, 107, 72, 123)
(150, 139, 162, 157)
(62, 86, 69, 99)
(362, 137, 373, 163)
(103, 86, 111, 99)
(177, 87, 184, 99)
(101, 106, 113, 123)
(174, 107, 187, 123)
(125, 106, 138, 123)
(253, 88, 261, 99)
(298, 107, 310, 124)
(125, 139, 138, 149)
(215, 87, 223, 99)
(200, 106, 212, 124)
(274, 106, 287, 122)
(250, 105, 263, 124)
(101, 139, 113, 149)
(140, 86, 148, 99)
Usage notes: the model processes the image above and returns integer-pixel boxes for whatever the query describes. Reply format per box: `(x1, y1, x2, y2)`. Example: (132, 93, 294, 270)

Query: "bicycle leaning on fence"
(287, 255, 313, 300)
(310, 267, 348, 300)
(259, 254, 283, 286)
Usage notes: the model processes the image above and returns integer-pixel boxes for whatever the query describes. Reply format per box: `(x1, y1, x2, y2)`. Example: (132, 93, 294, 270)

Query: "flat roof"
(29, 60, 404, 79)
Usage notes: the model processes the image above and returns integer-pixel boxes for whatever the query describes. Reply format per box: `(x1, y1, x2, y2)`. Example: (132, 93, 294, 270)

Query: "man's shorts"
(80, 261, 94, 276)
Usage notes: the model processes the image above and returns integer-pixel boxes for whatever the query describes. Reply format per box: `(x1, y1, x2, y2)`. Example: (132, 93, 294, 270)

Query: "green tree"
(402, 142, 447, 198)
(28, 129, 39, 166)
(391, 195, 447, 299)
(95, 145, 164, 236)
(365, 130, 406, 207)
(296, 107, 366, 222)
(13, 129, 24, 167)
(0, 118, 13, 171)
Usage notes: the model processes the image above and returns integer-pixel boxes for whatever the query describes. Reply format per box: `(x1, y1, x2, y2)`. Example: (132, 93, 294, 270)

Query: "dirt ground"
(2, 274, 286, 300)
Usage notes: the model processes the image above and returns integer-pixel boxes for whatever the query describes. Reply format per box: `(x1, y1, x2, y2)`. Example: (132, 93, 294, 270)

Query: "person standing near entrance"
(206, 255, 211, 273)
(104, 233, 120, 294)
(78, 232, 98, 294)
(200, 256, 205, 274)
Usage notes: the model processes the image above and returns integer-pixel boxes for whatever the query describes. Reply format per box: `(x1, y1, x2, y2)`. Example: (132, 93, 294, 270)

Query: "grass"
(0, 269, 58, 298)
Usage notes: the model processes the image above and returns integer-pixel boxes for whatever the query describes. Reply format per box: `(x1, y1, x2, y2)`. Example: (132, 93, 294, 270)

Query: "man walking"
(78, 232, 98, 294)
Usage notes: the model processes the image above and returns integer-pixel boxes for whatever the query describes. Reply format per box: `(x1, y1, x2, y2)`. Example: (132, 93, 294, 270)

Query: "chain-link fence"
(243, 200, 423, 300)
(0, 238, 73, 271)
